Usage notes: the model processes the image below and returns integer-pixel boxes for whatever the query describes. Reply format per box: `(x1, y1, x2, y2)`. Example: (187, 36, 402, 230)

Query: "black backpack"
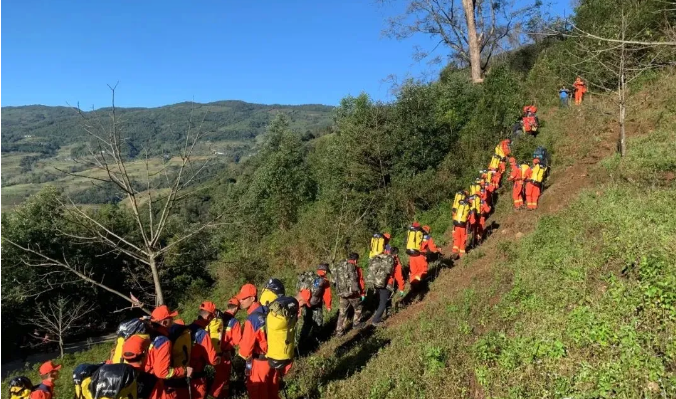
(533, 146, 549, 167)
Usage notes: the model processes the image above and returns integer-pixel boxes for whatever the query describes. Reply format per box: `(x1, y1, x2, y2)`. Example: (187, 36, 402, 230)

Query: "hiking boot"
(371, 320, 384, 327)
(354, 322, 366, 329)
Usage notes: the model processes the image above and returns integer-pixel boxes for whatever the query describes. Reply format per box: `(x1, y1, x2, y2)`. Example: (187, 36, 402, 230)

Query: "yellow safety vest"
(453, 202, 470, 225)
(531, 165, 547, 183)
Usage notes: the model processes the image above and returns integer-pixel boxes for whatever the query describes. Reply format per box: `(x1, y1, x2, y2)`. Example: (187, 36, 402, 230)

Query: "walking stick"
(187, 376, 193, 399)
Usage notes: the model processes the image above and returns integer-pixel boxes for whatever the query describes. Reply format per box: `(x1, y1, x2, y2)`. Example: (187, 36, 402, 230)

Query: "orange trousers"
(409, 254, 428, 282)
(150, 381, 181, 399)
(247, 359, 281, 399)
(525, 182, 541, 209)
(491, 172, 501, 190)
(574, 90, 583, 105)
(209, 359, 232, 398)
(512, 181, 524, 208)
(452, 225, 467, 256)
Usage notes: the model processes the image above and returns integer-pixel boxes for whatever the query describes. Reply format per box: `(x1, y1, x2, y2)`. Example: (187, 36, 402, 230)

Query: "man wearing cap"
(29, 361, 61, 399)
(178, 301, 221, 399)
(209, 298, 241, 399)
(237, 283, 286, 399)
(297, 263, 333, 347)
(145, 305, 193, 399)
(122, 336, 156, 399)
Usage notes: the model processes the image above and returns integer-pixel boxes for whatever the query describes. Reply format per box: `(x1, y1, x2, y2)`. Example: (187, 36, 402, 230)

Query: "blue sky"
(2, 0, 572, 108)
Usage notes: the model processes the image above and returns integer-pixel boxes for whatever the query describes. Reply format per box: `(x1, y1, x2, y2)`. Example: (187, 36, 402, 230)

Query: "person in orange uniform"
(467, 194, 481, 246)
(184, 302, 221, 399)
(298, 263, 333, 345)
(495, 139, 512, 173)
(237, 283, 289, 399)
(507, 158, 523, 209)
(146, 306, 192, 399)
(371, 246, 405, 326)
(122, 335, 156, 399)
(209, 298, 241, 399)
(573, 76, 587, 105)
(452, 198, 471, 258)
(478, 186, 491, 239)
(525, 158, 547, 210)
(29, 361, 61, 399)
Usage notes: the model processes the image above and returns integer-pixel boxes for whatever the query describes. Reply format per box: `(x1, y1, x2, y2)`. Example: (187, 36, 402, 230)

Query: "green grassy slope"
(281, 74, 676, 399)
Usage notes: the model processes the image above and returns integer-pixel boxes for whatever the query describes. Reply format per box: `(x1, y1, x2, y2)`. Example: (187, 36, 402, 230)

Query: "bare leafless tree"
(22, 297, 95, 358)
(381, 0, 540, 83)
(563, 7, 676, 156)
(6, 85, 224, 306)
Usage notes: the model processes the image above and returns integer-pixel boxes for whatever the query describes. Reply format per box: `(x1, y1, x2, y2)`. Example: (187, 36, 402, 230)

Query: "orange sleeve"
(323, 281, 332, 310)
(256, 327, 268, 355)
(427, 238, 439, 253)
(30, 390, 50, 399)
(199, 331, 220, 365)
(299, 289, 311, 308)
(225, 319, 242, 347)
(154, 341, 186, 379)
(394, 258, 405, 291)
(357, 267, 365, 296)
(238, 320, 256, 360)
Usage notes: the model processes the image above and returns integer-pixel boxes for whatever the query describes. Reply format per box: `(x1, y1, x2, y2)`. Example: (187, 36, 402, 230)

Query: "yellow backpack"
(265, 296, 299, 369)
(8, 377, 38, 399)
(206, 315, 224, 355)
(111, 319, 150, 364)
(260, 278, 285, 306)
(405, 225, 424, 255)
(488, 154, 501, 170)
(168, 324, 193, 368)
(73, 364, 102, 399)
(369, 233, 386, 258)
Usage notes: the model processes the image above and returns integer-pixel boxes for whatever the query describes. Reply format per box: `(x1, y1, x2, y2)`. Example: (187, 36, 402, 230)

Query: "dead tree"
(23, 297, 95, 358)
(381, 0, 540, 83)
(565, 7, 676, 156)
(6, 85, 224, 306)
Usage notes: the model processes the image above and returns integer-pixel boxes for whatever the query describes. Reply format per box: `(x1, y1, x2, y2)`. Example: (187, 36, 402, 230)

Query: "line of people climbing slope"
(8, 108, 551, 399)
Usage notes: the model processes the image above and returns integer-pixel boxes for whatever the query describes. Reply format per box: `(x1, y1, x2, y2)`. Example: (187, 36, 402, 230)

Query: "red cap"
(509, 157, 516, 163)
(235, 283, 257, 301)
(39, 360, 62, 375)
(412, 222, 421, 228)
(383, 232, 391, 240)
(533, 158, 540, 164)
(150, 305, 178, 322)
(122, 335, 150, 360)
(200, 301, 217, 314)
(227, 297, 240, 307)
(422, 225, 431, 233)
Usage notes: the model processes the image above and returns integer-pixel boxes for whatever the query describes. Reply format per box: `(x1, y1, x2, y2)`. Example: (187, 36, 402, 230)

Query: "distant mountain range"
(1, 101, 335, 155)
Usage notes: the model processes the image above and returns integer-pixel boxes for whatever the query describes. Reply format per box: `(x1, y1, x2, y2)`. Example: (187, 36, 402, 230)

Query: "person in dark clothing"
(371, 247, 405, 327)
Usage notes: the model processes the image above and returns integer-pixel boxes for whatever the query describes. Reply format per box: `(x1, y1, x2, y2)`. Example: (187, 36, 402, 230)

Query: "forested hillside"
(2, 0, 675, 397)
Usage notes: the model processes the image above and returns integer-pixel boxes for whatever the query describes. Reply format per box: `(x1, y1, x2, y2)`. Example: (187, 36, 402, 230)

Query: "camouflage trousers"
(298, 306, 324, 344)
(336, 296, 363, 334)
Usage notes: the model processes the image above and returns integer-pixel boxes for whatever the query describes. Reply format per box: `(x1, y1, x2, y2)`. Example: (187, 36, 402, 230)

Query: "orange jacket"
(349, 260, 366, 297)
(421, 236, 440, 253)
(387, 255, 405, 291)
(145, 328, 187, 380)
(238, 302, 268, 360)
(573, 79, 587, 92)
(507, 163, 520, 182)
(189, 319, 220, 374)
(222, 314, 242, 353)
(29, 380, 54, 399)
(298, 274, 332, 310)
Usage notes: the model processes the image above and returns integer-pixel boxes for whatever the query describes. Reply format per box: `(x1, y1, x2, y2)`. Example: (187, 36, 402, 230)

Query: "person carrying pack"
(452, 190, 468, 219)
(120, 335, 155, 399)
(88, 363, 138, 399)
(20, 361, 61, 399)
(334, 253, 366, 337)
(452, 198, 471, 258)
(526, 158, 548, 210)
(110, 318, 151, 364)
(533, 146, 549, 168)
(236, 284, 291, 399)
(369, 232, 390, 258)
(209, 298, 241, 399)
(370, 247, 405, 327)
(405, 223, 424, 256)
(73, 363, 106, 399)
(260, 278, 285, 307)
(145, 305, 192, 399)
(506, 158, 524, 209)
(469, 178, 482, 196)
(297, 263, 332, 348)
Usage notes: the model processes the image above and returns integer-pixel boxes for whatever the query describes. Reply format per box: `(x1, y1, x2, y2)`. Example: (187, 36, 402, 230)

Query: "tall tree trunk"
(462, 0, 483, 83)
(618, 27, 627, 157)
(149, 256, 164, 306)
(59, 338, 64, 358)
